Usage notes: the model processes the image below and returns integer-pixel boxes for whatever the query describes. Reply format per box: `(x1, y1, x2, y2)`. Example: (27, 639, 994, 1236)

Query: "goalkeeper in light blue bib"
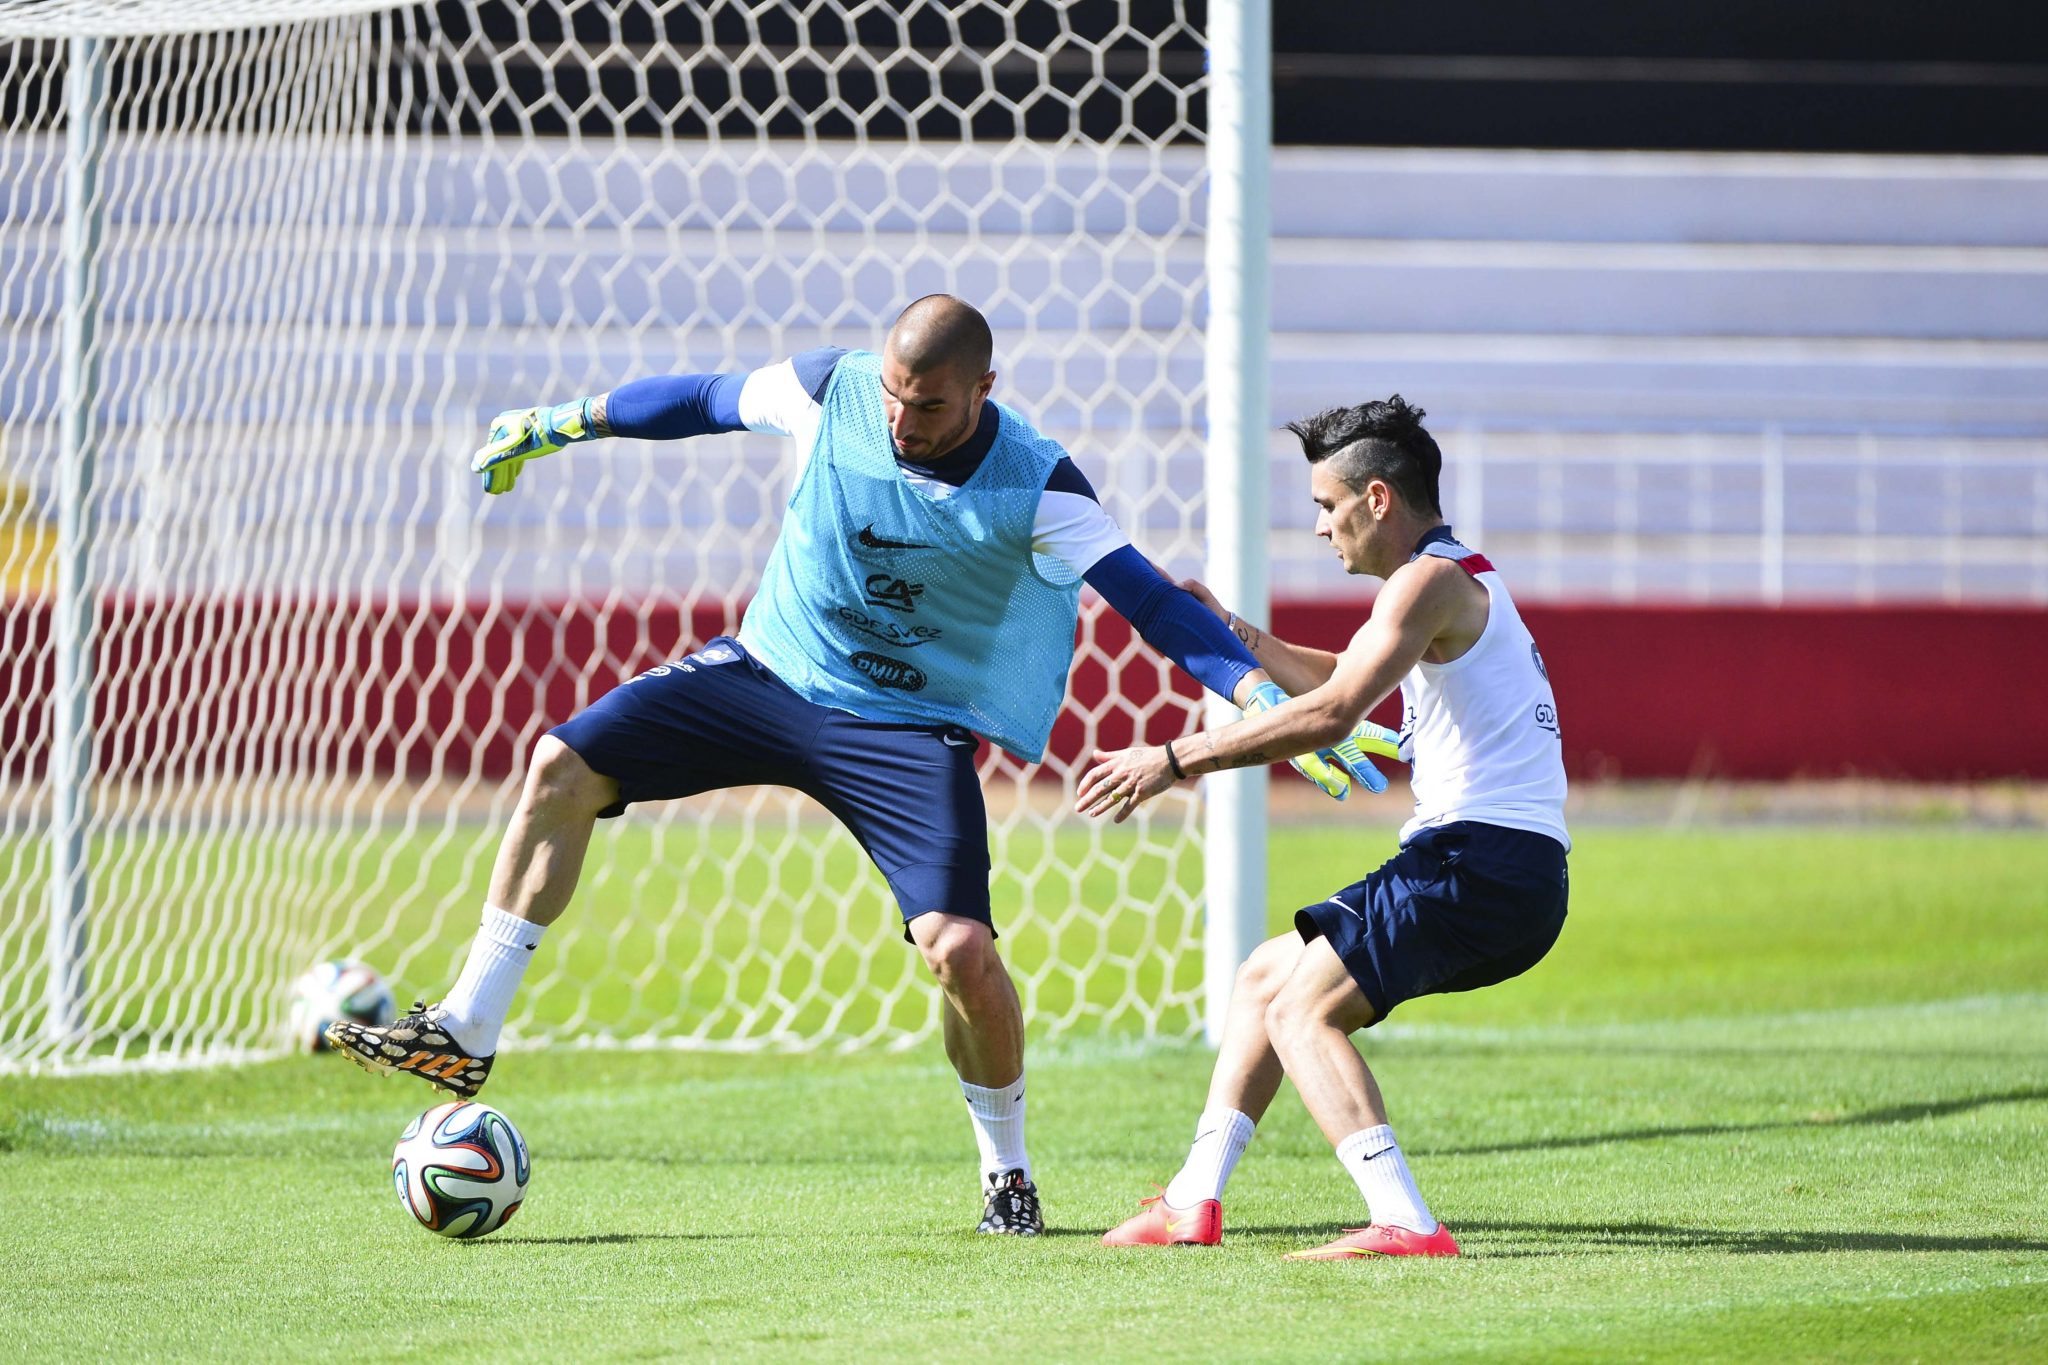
(325, 295, 1397, 1237)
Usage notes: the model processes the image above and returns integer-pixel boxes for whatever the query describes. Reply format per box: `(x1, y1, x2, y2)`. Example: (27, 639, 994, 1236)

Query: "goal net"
(0, 1, 1223, 1067)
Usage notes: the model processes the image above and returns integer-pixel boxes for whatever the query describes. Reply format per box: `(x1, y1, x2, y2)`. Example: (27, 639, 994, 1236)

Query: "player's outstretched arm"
(1077, 560, 1456, 822)
(1079, 546, 1383, 799)
(1175, 574, 1394, 795)
(470, 371, 753, 495)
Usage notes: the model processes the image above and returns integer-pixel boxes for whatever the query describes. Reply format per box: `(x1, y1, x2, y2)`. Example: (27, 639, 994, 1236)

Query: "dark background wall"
(1273, 1, 2048, 153)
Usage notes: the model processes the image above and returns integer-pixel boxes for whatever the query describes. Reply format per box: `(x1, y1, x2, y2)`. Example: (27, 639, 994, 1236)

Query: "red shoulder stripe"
(1455, 553, 1495, 576)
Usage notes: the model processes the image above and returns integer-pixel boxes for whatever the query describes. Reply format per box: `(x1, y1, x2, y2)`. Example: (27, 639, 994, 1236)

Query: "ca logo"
(864, 575, 925, 612)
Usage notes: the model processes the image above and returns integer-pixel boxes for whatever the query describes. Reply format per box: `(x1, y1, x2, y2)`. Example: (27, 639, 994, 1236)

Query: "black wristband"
(1164, 739, 1188, 780)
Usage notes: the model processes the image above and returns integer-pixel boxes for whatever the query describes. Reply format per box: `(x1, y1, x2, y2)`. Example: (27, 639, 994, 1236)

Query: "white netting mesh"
(0, 1, 1217, 1067)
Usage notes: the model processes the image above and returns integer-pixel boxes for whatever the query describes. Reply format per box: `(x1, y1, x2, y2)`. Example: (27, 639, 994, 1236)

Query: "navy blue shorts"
(548, 637, 992, 932)
(1295, 821, 1568, 1025)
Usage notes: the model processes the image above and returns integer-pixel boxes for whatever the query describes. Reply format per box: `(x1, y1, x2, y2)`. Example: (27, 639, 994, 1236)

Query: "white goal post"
(0, 0, 1268, 1069)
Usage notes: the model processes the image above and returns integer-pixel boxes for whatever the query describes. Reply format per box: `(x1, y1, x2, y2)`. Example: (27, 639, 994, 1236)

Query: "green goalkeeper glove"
(1241, 681, 1388, 799)
(1330, 719, 1400, 794)
(471, 397, 601, 495)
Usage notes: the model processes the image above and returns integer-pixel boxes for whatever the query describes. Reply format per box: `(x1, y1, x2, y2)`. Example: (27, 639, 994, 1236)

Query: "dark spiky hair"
(1285, 395, 1442, 515)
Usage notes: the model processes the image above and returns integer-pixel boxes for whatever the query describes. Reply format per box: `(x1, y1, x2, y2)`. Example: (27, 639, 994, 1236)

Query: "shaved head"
(878, 295, 998, 463)
(884, 294, 994, 380)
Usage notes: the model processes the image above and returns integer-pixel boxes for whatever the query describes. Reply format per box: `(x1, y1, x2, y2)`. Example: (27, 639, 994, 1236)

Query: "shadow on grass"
(492, 1229, 1105, 1245)
(1420, 1086, 2048, 1158)
(1455, 1220, 2048, 1257)
(487, 1232, 745, 1245)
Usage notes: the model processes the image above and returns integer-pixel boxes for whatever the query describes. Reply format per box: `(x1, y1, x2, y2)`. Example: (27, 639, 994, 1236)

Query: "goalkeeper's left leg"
(911, 913, 1042, 1235)
(793, 703, 1043, 1234)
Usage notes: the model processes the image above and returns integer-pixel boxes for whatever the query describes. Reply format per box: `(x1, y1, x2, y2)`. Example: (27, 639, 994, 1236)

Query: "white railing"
(1270, 427, 2048, 605)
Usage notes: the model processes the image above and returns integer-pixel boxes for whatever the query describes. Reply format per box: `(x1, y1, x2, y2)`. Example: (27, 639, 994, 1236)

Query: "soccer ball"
(391, 1100, 530, 1239)
(286, 959, 395, 1053)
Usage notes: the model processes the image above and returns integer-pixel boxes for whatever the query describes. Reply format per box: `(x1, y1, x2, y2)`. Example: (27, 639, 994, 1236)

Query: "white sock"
(437, 905, 546, 1054)
(1336, 1124, 1438, 1234)
(960, 1073, 1029, 1185)
(1163, 1107, 1255, 1207)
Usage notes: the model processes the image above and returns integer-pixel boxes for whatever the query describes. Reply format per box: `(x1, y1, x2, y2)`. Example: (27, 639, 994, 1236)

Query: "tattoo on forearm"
(1198, 732, 1271, 773)
(588, 392, 612, 438)
(1226, 611, 1263, 652)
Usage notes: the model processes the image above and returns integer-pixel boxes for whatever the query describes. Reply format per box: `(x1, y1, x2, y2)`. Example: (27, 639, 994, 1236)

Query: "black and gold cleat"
(976, 1168, 1043, 1236)
(324, 1000, 493, 1098)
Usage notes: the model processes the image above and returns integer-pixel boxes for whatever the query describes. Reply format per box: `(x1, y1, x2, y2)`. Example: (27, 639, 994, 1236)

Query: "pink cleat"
(1101, 1189, 1222, 1247)
(1284, 1222, 1461, 1260)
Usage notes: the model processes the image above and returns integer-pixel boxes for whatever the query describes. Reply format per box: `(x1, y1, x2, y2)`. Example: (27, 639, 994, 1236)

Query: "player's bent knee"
(1234, 934, 1300, 1007)
(1261, 992, 1302, 1049)
(913, 915, 995, 992)
(919, 936, 987, 993)
(524, 736, 617, 817)
(1263, 980, 1339, 1049)
(1265, 968, 1376, 1045)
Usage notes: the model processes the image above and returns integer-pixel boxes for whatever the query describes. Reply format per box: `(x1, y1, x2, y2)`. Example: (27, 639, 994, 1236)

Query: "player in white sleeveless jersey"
(1079, 396, 1570, 1260)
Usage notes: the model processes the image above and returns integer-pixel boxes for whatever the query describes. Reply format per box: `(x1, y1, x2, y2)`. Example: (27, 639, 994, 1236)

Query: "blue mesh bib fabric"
(737, 350, 1083, 759)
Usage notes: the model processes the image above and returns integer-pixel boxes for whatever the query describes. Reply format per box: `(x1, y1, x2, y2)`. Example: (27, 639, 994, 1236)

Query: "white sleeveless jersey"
(1396, 534, 1570, 851)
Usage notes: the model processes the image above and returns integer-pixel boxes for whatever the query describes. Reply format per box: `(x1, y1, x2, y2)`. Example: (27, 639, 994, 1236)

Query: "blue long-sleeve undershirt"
(1082, 545, 1260, 703)
(603, 372, 748, 440)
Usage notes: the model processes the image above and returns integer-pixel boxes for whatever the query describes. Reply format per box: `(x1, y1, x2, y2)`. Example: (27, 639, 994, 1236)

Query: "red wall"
(4, 596, 2044, 784)
(1273, 600, 2048, 782)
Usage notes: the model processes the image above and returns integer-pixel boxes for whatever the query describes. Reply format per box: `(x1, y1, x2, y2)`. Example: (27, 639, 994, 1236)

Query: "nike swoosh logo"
(857, 524, 933, 550)
(941, 733, 974, 748)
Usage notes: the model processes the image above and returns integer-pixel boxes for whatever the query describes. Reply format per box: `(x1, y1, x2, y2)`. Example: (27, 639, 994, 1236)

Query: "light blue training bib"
(738, 351, 1083, 760)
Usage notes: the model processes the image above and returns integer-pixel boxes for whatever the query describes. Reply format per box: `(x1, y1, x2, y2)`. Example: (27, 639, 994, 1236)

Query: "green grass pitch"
(3, 825, 2045, 1362)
